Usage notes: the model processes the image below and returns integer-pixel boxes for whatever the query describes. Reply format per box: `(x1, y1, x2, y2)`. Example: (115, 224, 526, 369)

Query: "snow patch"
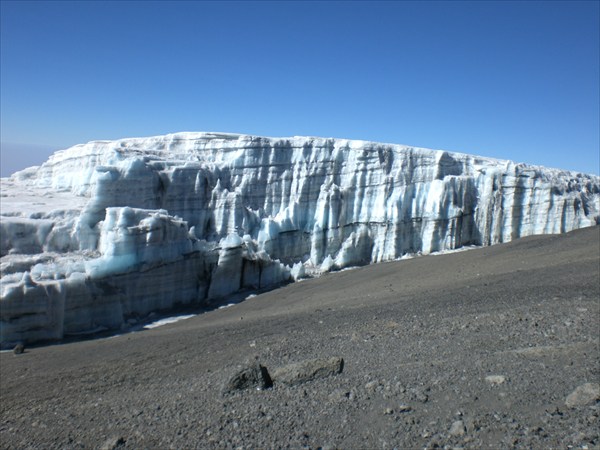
(218, 303, 236, 310)
(144, 314, 196, 329)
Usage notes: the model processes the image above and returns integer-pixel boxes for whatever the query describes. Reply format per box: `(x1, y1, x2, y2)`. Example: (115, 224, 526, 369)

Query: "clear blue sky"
(1, 0, 599, 176)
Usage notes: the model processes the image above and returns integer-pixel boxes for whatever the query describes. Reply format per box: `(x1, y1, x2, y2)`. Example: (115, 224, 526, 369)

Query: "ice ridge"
(1, 132, 599, 346)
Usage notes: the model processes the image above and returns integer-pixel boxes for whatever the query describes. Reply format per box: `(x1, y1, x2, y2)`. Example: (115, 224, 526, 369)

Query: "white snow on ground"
(218, 303, 236, 310)
(143, 314, 196, 329)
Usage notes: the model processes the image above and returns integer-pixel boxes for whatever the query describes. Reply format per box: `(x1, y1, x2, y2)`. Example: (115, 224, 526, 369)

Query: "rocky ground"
(1, 226, 599, 450)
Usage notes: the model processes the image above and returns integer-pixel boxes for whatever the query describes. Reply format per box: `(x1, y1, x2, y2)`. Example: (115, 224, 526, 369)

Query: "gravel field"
(1, 226, 599, 450)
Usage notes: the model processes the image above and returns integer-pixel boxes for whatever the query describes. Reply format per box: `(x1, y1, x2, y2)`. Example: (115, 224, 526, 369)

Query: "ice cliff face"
(1, 132, 599, 346)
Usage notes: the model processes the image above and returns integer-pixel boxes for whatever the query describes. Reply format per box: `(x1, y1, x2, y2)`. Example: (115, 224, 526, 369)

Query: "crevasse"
(1, 132, 598, 346)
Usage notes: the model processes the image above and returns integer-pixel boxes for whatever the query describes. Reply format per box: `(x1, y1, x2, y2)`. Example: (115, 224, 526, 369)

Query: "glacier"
(1, 132, 599, 347)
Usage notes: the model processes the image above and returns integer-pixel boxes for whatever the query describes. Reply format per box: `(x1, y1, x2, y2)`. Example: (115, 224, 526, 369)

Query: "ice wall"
(1, 132, 599, 346)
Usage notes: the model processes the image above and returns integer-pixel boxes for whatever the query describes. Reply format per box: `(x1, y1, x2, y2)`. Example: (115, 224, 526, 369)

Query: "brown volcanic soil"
(1, 227, 599, 450)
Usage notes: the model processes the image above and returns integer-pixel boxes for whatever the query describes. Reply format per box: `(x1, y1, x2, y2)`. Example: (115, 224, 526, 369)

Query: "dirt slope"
(1, 226, 599, 449)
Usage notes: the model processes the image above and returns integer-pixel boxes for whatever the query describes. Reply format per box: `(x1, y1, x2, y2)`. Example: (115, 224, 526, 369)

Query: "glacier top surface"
(2, 132, 597, 202)
(3, 131, 596, 182)
(0, 179, 87, 216)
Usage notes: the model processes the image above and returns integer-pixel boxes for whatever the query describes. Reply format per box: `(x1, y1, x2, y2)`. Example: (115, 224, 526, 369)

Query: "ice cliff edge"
(1, 132, 599, 346)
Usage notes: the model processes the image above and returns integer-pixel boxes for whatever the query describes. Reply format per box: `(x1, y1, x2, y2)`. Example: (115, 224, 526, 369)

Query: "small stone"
(449, 420, 466, 436)
(565, 383, 600, 408)
(222, 362, 273, 394)
(414, 390, 429, 403)
(384, 407, 394, 415)
(328, 389, 350, 403)
(100, 436, 125, 450)
(365, 380, 379, 391)
(13, 343, 25, 355)
(272, 357, 344, 386)
(485, 375, 507, 385)
(398, 404, 412, 412)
